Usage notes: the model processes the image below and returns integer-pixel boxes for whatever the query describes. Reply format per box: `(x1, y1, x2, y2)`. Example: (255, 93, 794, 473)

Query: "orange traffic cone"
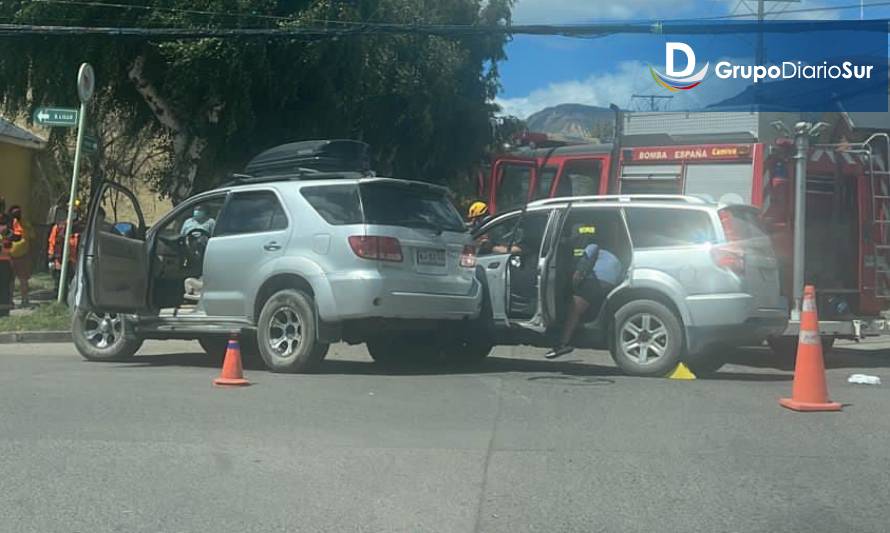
(779, 285, 841, 412)
(213, 337, 250, 387)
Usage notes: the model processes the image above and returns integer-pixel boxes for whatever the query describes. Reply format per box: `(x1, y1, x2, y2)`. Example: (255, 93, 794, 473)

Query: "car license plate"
(416, 248, 446, 267)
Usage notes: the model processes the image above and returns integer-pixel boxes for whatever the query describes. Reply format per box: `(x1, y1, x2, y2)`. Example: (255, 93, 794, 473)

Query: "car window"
(216, 190, 288, 236)
(496, 163, 532, 212)
(533, 166, 558, 199)
(624, 207, 716, 248)
(720, 207, 774, 254)
(359, 181, 465, 232)
(475, 211, 549, 257)
(301, 184, 362, 225)
(553, 159, 602, 198)
(157, 196, 226, 238)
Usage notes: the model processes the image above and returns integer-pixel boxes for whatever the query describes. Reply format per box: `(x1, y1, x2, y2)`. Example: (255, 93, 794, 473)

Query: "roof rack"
(221, 169, 368, 187)
(529, 194, 709, 207)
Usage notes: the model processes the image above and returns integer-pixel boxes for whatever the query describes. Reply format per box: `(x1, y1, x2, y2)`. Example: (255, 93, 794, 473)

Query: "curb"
(0, 331, 71, 344)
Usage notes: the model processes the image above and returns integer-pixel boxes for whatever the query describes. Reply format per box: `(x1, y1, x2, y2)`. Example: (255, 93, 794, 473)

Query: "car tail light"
(460, 244, 476, 268)
(348, 236, 403, 262)
(711, 245, 745, 276)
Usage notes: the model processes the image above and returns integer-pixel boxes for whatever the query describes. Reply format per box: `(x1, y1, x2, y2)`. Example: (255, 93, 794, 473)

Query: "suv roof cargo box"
(245, 139, 371, 177)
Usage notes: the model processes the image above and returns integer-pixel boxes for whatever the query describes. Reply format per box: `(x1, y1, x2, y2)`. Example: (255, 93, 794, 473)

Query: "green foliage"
(0, 0, 513, 201)
(0, 302, 71, 332)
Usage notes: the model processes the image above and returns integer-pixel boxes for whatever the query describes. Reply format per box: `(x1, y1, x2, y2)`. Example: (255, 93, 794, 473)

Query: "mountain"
(525, 103, 616, 141)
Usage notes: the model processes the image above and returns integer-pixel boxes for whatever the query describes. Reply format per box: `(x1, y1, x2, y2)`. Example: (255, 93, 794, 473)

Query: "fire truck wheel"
(767, 335, 835, 358)
(610, 299, 684, 377)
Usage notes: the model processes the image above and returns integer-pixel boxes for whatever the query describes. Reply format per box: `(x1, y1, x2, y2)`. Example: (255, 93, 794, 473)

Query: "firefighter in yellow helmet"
(466, 201, 491, 232)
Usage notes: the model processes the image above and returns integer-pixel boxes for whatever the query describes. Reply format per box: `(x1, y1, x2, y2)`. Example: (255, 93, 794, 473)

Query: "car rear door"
(201, 189, 290, 317)
(718, 206, 786, 311)
(358, 180, 475, 297)
(79, 181, 150, 313)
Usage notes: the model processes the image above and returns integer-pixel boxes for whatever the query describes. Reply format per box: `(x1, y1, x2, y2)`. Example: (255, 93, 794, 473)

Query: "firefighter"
(47, 202, 83, 297)
(545, 224, 623, 360)
(0, 210, 12, 313)
(467, 201, 491, 232)
(7, 205, 32, 307)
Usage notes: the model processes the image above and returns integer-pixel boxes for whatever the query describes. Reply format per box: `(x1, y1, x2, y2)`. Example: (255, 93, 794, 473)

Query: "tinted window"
(496, 163, 532, 212)
(216, 191, 288, 236)
(360, 182, 465, 232)
(625, 207, 716, 248)
(301, 185, 362, 225)
(553, 159, 602, 198)
(534, 166, 558, 199)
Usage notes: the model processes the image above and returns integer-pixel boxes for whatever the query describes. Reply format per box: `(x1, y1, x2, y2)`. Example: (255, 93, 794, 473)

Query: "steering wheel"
(182, 228, 211, 274)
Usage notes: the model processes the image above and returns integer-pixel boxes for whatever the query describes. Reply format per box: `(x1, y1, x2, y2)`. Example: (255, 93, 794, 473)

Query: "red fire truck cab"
(484, 131, 890, 343)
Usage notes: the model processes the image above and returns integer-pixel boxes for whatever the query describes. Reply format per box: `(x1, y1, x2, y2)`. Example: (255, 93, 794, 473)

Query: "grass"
(28, 272, 55, 293)
(0, 302, 71, 333)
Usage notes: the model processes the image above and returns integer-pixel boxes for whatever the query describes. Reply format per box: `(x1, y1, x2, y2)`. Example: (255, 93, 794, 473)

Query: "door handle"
(263, 242, 282, 251)
(488, 262, 500, 269)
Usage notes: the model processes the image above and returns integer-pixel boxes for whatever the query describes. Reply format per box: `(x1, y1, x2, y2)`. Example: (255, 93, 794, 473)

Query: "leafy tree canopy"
(0, 0, 513, 201)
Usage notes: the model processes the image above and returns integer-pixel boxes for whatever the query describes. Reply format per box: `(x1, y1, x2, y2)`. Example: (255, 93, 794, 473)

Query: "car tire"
(72, 308, 143, 362)
(610, 299, 684, 377)
(256, 289, 326, 373)
(366, 334, 440, 366)
(198, 334, 262, 360)
(684, 349, 729, 377)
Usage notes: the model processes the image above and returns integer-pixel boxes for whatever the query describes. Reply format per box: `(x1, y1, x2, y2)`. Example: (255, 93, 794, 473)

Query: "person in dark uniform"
(545, 224, 623, 359)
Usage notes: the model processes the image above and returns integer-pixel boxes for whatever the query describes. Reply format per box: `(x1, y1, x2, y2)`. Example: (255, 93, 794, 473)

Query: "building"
(0, 117, 47, 222)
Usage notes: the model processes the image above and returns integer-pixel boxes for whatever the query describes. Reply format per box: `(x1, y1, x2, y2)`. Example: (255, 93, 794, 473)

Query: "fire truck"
(482, 110, 890, 349)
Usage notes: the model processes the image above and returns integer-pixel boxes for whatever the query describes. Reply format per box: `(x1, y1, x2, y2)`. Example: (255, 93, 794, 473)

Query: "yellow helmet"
(468, 201, 489, 219)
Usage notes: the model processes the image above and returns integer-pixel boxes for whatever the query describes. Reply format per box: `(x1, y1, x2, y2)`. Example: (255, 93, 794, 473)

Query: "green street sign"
(33, 107, 78, 127)
(82, 133, 98, 153)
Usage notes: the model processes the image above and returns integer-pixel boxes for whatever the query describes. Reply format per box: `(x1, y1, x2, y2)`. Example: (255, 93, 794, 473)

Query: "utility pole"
(631, 94, 673, 112)
(756, 0, 765, 67)
(789, 121, 829, 317)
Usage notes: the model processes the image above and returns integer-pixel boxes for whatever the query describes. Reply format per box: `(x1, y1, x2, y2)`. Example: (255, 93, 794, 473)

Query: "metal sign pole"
(56, 101, 87, 303)
(57, 63, 94, 303)
(791, 127, 809, 318)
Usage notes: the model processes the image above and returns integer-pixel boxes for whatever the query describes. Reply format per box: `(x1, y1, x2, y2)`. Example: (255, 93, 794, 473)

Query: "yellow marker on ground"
(667, 362, 696, 380)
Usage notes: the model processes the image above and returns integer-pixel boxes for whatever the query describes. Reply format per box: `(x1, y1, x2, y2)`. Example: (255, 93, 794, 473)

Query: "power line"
(31, 0, 292, 22)
(19, 0, 890, 29)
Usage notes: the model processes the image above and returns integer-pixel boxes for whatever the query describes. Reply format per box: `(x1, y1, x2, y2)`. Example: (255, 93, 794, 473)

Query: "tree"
(0, 0, 513, 201)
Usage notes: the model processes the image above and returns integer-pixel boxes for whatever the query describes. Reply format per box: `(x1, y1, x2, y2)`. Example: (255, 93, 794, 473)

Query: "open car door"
(79, 181, 150, 313)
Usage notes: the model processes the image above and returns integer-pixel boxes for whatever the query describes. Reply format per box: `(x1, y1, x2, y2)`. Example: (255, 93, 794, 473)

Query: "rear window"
(301, 185, 362, 225)
(625, 207, 716, 248)
(720, 208, 773, 252)
(360, 182, 466, 233)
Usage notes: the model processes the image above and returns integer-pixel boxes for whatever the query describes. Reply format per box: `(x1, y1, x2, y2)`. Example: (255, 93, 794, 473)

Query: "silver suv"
(472, 195, 788, 376)
(71, 174, 482, 372)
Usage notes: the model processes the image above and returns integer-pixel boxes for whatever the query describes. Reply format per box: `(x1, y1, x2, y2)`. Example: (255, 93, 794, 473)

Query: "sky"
(497, 0, 890, 118)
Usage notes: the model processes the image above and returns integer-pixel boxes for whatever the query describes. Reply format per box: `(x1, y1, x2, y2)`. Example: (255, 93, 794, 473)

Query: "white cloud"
(495, 60, 747, 118)
(511, 0, 697, 24)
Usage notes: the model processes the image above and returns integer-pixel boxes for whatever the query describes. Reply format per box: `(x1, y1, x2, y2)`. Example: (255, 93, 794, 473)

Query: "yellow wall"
(0, 142, 34, 224)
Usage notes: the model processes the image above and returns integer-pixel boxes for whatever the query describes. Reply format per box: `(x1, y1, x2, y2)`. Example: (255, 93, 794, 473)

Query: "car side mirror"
(113, 222, 137, 238)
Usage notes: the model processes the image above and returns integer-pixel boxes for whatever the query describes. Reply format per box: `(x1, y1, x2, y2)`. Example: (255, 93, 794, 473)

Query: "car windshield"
(359, 181, 466, 233)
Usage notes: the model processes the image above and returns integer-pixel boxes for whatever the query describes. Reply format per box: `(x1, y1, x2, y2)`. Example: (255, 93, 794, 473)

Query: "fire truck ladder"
(823, 134, 890, 298)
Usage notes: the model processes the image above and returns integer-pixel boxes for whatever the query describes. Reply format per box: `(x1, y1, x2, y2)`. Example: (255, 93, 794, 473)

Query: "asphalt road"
(1, 340, 889, 533)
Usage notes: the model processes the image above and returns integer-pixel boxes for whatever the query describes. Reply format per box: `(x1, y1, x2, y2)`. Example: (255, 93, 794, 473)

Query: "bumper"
(782, 317, 890, 338)
(685, 293, 787, 353)
(321, 271, 482, 321)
